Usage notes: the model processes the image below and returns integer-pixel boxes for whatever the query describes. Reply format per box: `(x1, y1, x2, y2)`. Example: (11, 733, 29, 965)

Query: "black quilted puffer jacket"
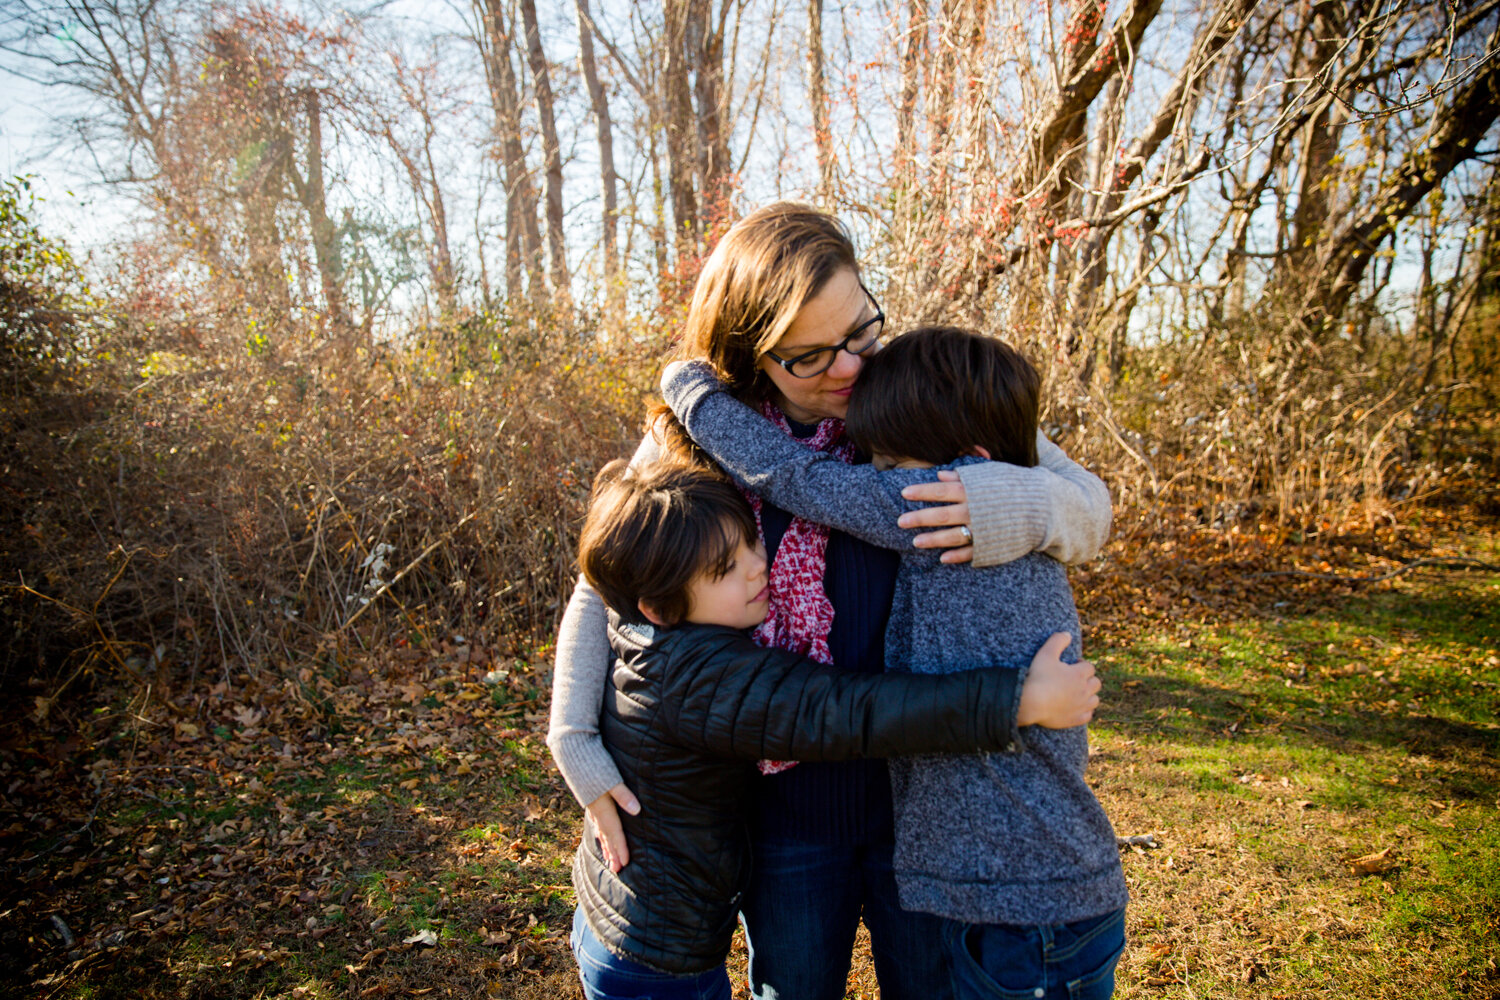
(572, 614, 1024, 974)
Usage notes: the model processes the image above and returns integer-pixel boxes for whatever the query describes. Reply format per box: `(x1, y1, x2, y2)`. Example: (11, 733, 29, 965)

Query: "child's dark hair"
(846, 326, 1041, 467)
(578, 459, 758, 626)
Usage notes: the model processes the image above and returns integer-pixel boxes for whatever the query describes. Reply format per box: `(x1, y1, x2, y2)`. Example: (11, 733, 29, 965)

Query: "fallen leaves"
(1347, 847, 1399, 876)
(479, 925, 512, 947)
(402, 929, 439, 948)
(1117, 832, 1161, 853)
(0, 642, 570, 996)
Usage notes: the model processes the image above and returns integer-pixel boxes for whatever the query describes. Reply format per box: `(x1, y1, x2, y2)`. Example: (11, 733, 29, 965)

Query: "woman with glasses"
(548, 202, 1111, 999)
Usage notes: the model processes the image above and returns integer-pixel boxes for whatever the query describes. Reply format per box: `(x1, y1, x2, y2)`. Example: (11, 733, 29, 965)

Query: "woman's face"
(758, 267, 875, 423)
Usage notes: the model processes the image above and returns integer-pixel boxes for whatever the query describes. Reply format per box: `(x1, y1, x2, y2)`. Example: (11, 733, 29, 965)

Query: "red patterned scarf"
(745, 399, 856, 775)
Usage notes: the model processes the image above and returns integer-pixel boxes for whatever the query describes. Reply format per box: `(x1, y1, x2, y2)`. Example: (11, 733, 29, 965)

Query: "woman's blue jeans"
(740, 837, 954, 1000)
(943, 908, 1126, 1000)
(570, 908, 733, 1000)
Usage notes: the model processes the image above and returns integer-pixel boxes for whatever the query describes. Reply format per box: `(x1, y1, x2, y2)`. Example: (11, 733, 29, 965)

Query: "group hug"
(546, 203, 1126, 1000)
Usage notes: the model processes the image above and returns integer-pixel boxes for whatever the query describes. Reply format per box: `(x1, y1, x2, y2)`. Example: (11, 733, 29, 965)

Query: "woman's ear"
(637, 599, 668, 627)
(967, 445, 992, 460)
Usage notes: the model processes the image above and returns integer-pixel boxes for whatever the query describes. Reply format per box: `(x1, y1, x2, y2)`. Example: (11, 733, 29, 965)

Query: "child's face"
(871, 454, 935, 471)
(684, 533, 770, 630)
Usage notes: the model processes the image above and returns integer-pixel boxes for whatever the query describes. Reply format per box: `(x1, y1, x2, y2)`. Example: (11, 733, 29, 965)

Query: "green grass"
(1093, 571, 1500, 998)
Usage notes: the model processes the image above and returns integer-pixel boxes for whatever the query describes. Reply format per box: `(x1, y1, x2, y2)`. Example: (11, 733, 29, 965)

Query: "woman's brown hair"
(845, 326, 1041, 468)
(674, 202, 859, 404)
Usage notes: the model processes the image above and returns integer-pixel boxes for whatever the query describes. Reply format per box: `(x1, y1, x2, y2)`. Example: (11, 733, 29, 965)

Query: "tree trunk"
(926, 0, 960, 167)
(1025, 0, 1163, 208)
(475, 0, 545, 305)
(1064, 0, 1258, 364)
(690, 0, 732, 221)
(807, 0, 834, 204)
(1295, 33, 1500, 329)
(895, 0, 926, 184)
(297, 89, 346, 330)
(575, 0, 621, 319)
(663, 0, 700, 258)
(518, 0, 571, 302)
(649, 97, 670, 283)
(1273, 0, 1348, 298)
(423, 135, 458, 318)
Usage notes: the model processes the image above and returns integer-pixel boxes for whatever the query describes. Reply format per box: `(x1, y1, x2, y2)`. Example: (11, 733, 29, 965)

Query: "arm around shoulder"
(957, 432, 1112, 567)
(548, 433, 664, 808)
(657, 631, 1024, 761)
(546, 574, 623, 811)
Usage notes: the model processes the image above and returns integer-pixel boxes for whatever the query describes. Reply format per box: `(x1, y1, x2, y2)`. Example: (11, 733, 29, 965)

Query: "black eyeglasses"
(765, 285, 885, 379)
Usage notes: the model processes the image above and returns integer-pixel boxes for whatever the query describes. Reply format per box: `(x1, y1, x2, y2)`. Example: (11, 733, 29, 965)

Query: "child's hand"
(586, 783, 641, 872)
(1016, 632, 1100, 729)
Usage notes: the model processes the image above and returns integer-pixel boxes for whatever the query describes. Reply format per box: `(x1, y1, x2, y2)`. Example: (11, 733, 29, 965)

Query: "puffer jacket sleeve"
(654, 629, 1024, 760)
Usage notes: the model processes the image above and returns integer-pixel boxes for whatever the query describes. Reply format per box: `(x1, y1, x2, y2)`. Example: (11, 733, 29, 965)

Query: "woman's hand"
(898, 470, 974, 564)
(1016, 633, 1101, 729)
(586, 783, 642, 873)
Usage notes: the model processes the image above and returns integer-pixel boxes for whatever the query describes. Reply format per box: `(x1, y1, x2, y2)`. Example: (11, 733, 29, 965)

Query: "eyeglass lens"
(787, 316, 883, 377)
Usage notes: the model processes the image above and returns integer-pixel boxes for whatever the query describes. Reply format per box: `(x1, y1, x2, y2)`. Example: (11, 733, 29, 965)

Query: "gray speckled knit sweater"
(665, 361, 1128, 927)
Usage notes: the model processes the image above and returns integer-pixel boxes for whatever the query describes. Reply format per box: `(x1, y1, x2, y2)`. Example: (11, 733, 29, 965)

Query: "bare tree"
(895, 0, 927, 186)
(575, 0, 622, 319)
(2, 2, 370, 340)
(474, 0, 545, 305)
(691, 0, 733, 219)
(373, 51, 459, 317)
(663, 0, 701, 255)
(571, 1, 672, 279)
(806, 0, 834, 203)
(291, 88, 348, 329)
(1292, 36, 1500, 331)
(518, 0, 570, 303)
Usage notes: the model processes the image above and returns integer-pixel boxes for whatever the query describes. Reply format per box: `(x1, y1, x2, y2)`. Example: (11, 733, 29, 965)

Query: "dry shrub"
(1048, 306, 1499, 535)
(1, 291, 659, 700)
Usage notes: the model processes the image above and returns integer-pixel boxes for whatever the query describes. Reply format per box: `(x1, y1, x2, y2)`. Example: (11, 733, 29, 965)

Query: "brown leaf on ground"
(1348, 846, 1399, 875)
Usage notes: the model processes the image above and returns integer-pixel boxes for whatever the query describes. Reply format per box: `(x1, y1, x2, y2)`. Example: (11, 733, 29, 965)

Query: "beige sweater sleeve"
(545, 435, 663, 808)
(957, 432, 1112, 568)
(545, 575, 621, 808)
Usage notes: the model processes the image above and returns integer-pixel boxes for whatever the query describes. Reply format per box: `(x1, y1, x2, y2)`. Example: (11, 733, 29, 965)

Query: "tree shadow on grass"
(1100, 665, 1499, 776)
(1094, 568, 1499, 763)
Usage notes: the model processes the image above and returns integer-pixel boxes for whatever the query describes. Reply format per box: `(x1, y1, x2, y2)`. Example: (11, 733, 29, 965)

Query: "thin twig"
(340, 509, 481, 632)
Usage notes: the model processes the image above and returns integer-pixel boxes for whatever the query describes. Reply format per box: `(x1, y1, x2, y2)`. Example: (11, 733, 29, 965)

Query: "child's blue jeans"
(570, 908, 733, 1000)
(943, 907, 1126, 1000)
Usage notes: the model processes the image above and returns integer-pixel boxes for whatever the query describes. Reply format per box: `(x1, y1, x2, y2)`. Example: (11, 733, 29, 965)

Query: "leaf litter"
(0, 638, 582, 997)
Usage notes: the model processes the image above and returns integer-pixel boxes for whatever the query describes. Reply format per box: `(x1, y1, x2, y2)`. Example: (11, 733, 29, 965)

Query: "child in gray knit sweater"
(662, 326, 1128, 1000)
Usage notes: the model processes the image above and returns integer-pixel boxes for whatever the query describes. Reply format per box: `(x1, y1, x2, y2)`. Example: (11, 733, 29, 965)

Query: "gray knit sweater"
(664, 361, 1128, 927)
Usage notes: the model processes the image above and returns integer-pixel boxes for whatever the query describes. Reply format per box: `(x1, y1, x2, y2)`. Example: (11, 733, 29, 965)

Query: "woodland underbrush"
(4, 294, 1498, 717)
(0, 305, 657, 708)
(1049, 306, 1500, 540)
(3, 172, 1497, 714)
